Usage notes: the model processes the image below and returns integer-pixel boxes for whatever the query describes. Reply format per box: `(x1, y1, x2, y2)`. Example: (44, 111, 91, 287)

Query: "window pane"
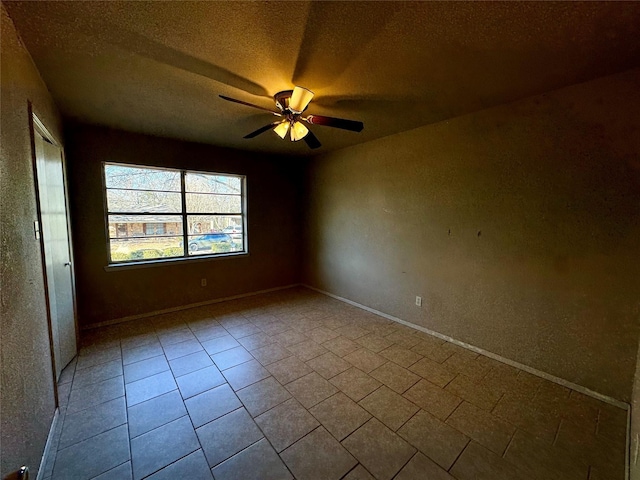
(187, 233, 237, 256)
(107, 189, 182, 213)
(109, 236, 184, 262)
(185, 172, 241, 194)
(186, 215, 241, 235)
(104, 164, 246, 264)
(228, 237, 244, 252)
(186, 193, 241, 214)
(108, 215, 183, 238)
(105, 164, 181, 192)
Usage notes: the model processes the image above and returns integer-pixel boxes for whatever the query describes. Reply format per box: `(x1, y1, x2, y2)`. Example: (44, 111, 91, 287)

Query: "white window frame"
(103, 162, 247, 265)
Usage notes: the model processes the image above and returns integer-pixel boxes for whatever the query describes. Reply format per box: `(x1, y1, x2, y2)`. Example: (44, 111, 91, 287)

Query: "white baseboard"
(305, 284, 629, 411)
(36, 408, 59, 480)
(82, 283, 301, 330)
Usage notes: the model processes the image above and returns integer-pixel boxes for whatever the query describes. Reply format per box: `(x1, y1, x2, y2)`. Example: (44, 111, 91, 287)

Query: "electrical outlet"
(415, 296, 422, 307)
(201, 278, 207, 287)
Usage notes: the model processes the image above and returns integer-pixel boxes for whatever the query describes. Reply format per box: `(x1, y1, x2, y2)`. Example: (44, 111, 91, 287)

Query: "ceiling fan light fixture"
(273, 121, 290, 139)
(289, 86, 314, 113)
(290, 121, 309, 141)
(220, 85, 363, 150)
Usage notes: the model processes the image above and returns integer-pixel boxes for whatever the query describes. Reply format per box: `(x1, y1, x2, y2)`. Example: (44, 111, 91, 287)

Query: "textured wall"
(65, 124, 304, 326)
(0, 5, 62, 478)
(304, 68, 640, 402)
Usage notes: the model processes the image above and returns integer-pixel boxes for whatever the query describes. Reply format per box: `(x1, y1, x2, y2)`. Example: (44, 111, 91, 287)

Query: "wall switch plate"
(34, 221, 40, 240)
(201, 278, 207, 287)
(415, 296, 422, 307)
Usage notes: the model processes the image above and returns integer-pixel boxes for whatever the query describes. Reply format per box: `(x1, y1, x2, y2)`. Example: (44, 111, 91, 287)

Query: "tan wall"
(65, 124, 303, 326)
(304, 68, 640, 402)
(0, 5, 62, 477)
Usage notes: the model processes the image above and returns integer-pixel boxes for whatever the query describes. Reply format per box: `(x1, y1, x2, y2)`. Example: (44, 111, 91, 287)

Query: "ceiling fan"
(219, 86, 364, 149)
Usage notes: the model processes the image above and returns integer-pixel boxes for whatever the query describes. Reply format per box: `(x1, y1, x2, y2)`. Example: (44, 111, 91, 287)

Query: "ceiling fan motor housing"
(274, 90, 294, 112)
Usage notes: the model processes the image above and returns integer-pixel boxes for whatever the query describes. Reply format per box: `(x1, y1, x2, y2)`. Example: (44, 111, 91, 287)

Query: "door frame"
(29, 105, 79, 404)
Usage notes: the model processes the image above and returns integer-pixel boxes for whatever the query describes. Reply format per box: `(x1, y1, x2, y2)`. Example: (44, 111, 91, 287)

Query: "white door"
(33, 120, 77, 379)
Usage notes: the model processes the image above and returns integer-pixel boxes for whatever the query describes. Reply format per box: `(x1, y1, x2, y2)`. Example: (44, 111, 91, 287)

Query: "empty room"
(2, 2, 640, 480)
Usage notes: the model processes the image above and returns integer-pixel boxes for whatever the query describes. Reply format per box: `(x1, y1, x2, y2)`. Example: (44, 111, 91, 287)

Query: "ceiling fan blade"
(303, 130, 322, 149)
(304, 114, 364, 132)
(291, 2, 402, 89)
(220, 95, 280, 114)
(244, 122, 280, 139)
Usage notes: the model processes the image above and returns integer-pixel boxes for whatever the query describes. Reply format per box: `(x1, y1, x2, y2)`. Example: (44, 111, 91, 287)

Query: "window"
(104, 163, 246, 264)
(144, 223, 165, 235)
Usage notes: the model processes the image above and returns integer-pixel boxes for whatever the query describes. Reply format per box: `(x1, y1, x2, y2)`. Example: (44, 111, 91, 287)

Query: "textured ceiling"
(6, 1, 640, 155)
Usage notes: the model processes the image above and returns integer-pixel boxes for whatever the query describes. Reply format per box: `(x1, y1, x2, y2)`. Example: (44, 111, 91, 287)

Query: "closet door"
(33, 121, 77, 379)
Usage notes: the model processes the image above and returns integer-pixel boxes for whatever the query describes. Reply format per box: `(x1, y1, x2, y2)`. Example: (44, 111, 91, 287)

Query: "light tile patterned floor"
(41, 287, 627, 480)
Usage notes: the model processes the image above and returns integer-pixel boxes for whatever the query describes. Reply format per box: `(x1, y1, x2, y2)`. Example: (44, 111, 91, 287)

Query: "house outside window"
(103, 163, 246, 263)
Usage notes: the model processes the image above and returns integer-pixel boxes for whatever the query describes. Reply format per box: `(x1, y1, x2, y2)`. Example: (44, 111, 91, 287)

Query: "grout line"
(394, 402, 422, 433)
(593, 408, 601, 436)
(304, 284, 629, 411)
(531, 381, 543, 400)
(144, 450, 199, 479)
(502, 428, 518, 458)
(127, 403, 187, 441)
(552, 419, 563, 446)
(339, 462, 362, 480)
(490, 392, 505, 415)
(56, 398, 128, 449)
(448, 439, 471, 473)
(358, 384, 385, 405)
(443, 399, 464, 424)
(442, 373, 459, 390)
(394, 450, 419, 477)
(248, 409, 308, 478)
(476, 364, 492, 383)
(100, 460, 132, 479)
(217, 437, 276, 473)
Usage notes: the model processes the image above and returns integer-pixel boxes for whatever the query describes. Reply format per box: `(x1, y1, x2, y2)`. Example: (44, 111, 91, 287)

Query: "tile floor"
(41, 287, 627, 480)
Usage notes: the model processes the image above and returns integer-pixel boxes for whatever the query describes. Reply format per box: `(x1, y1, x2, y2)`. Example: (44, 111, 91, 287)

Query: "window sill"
(104, 251, 249, 271)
